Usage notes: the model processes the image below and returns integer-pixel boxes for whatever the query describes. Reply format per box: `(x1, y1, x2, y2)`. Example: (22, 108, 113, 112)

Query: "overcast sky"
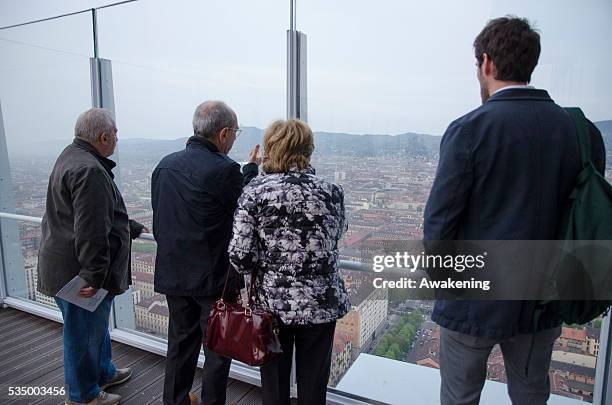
(1, 0, 611, 152)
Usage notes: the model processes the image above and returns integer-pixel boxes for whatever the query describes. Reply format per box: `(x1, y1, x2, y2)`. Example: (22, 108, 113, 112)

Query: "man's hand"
(129, 219, 147, 239)
(248, 144, 261, 165)
(79, 286, 99, 298)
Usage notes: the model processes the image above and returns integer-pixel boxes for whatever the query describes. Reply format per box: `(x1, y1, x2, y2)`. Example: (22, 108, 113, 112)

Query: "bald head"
(192, 101, 237, 140)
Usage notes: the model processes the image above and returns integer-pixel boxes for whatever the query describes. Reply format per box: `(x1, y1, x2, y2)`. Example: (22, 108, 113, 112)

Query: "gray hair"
(74, 108, 116, 142)
(192, 101, 236, 139)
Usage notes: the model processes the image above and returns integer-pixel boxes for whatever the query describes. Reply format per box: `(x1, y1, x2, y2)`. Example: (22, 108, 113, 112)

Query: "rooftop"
(550, 361, 596, 379)
(562, 327, 588, 342)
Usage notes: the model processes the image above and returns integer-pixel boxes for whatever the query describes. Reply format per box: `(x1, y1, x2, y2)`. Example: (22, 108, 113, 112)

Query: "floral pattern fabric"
(228, 166, 350, 325)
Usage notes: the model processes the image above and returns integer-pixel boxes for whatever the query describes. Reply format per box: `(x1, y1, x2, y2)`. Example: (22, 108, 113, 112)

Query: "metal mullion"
(594, 313, 612, 404)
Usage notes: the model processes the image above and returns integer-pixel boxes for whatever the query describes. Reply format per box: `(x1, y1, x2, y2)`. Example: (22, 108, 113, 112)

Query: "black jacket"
(424, 88, 606, 338)
(152, 136, 258, 296)
(37, 138, 132, 296)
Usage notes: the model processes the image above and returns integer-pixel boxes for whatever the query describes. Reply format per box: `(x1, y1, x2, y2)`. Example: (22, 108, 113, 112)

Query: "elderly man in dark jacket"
(424, 17, 606, 405)
(152, 100, 259, 405)
(37, 108, 145, 405)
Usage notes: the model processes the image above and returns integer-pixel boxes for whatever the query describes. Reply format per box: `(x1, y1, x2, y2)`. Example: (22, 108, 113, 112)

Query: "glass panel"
(0, 13, 92, 306)
(97, 0, 287, 340)
(301, 0, 611, 403)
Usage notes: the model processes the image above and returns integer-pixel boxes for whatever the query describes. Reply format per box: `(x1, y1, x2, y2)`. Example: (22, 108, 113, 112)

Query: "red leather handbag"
(205, 267, 282, 366)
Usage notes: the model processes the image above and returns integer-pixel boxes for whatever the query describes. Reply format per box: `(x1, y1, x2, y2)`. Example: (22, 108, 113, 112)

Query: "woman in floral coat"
(228, 119, 350, 405)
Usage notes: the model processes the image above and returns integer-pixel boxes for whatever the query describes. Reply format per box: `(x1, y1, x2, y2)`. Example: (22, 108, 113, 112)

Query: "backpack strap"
(565, 107, 592, 168)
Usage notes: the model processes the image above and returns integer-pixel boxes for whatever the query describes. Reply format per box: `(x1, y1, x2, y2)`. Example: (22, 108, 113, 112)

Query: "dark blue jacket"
(424, 88, 606, 338)
(152, 136, 258, 297)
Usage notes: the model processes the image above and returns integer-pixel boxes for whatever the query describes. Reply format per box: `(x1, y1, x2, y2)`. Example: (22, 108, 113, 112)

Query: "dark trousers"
(439, 326, 562, 405)
(261, 321, 336, 405)
(163, 295, 232, 405)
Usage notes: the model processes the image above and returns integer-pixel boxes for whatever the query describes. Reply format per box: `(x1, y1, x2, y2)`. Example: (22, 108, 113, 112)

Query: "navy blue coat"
(424, 88, 606, 338)
(152, 136, 258, 297)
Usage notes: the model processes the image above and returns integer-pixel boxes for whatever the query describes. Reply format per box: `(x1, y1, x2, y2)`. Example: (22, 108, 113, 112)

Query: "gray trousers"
(439, 326, 561, 405)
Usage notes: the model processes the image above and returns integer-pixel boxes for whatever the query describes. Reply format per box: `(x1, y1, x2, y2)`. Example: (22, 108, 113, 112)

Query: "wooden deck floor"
(0, 307, 263, 405)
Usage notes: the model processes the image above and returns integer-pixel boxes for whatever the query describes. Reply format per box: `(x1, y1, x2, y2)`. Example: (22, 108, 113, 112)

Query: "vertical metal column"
(0, 229, 5, 307)
(287, 0, 308, 121)
(287, 0, 304, 397)
(0, 102, 7, 307)
(89, 9, 135, 331)
(0, 101, 27, 304)
(90, 9, 119, 184)
(594, 314, 612, 404)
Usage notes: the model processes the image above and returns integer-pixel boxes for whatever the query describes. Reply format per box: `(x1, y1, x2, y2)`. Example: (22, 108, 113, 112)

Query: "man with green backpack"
(424, 16, 607, 404)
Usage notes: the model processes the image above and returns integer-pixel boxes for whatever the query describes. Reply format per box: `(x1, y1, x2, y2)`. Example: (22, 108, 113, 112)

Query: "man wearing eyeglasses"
(152, 101, 260, 405)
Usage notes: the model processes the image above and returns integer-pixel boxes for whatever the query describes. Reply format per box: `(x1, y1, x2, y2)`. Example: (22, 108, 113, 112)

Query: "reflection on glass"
(129, 240, 168, 338)
(4, 219, 57, 310)
(99, 0, 286, 346)
(0, 13, 91, 309)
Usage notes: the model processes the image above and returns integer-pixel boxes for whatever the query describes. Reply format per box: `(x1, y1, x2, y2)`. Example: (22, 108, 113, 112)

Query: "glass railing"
(0, 214, 56, 310)
(91, 0, 288, 346)
(0, 211, 605, 405)
(1, 1, 610, 403)
(0, 11, 91, 309)
(299, 0, 611, 402)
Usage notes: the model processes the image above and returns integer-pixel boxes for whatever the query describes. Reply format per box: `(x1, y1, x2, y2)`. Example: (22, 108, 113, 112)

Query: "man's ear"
(219, 127, 228, 143)
(482, 53, 496, 77)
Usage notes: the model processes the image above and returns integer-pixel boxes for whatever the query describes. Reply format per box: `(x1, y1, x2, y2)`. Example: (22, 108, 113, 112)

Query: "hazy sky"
(1, 0, 611, 152)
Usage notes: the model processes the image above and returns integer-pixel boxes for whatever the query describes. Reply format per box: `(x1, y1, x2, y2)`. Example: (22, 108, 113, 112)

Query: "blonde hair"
(262, 119, 314, 173)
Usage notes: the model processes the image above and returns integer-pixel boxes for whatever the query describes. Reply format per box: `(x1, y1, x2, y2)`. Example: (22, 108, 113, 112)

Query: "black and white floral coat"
(228, 166, 350, 325)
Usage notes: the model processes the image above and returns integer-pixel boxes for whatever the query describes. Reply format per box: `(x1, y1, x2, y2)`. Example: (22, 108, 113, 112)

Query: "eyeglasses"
(227, 127, 243, 137)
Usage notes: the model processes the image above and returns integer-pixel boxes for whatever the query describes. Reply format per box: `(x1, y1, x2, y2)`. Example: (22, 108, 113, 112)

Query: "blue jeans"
(55, 294, 117, 403)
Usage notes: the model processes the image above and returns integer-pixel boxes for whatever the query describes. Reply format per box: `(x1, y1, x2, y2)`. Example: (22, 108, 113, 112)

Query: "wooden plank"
(0, 308, 28, 324)
(105, 352, 164, 398)
(145, 367, 204, 405)
(114, 359, 165, 404)
(0, 310, 260, 405)
(23, 346, 143, 405)
(224, 380, 255, 404)
(237, 385, 264, 405)
(0, 315, 52, 342)
(0, 326, 62, 362)
(0, 336, 64, 383)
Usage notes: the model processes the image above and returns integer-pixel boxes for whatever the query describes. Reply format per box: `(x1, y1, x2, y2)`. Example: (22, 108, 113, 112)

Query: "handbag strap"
(220, 265, 262, 308)
(220, 265, 242, 302)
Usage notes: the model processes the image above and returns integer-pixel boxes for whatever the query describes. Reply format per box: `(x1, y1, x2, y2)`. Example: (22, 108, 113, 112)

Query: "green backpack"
(537, 107, 612, 326)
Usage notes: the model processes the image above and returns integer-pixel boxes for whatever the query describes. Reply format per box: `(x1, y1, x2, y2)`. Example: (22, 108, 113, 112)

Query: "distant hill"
(114, 120, 612, 164)
(116, 127, 443, 162)
(594, 120, 612, 135)
(11, 120, 610, 165)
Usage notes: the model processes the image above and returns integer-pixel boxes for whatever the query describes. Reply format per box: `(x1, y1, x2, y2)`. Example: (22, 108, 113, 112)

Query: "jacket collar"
(72, 138, 116, 178)
(289, 165, 316, 175)
(487, 88, 553, 103)
(187, 135, 220, 153)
